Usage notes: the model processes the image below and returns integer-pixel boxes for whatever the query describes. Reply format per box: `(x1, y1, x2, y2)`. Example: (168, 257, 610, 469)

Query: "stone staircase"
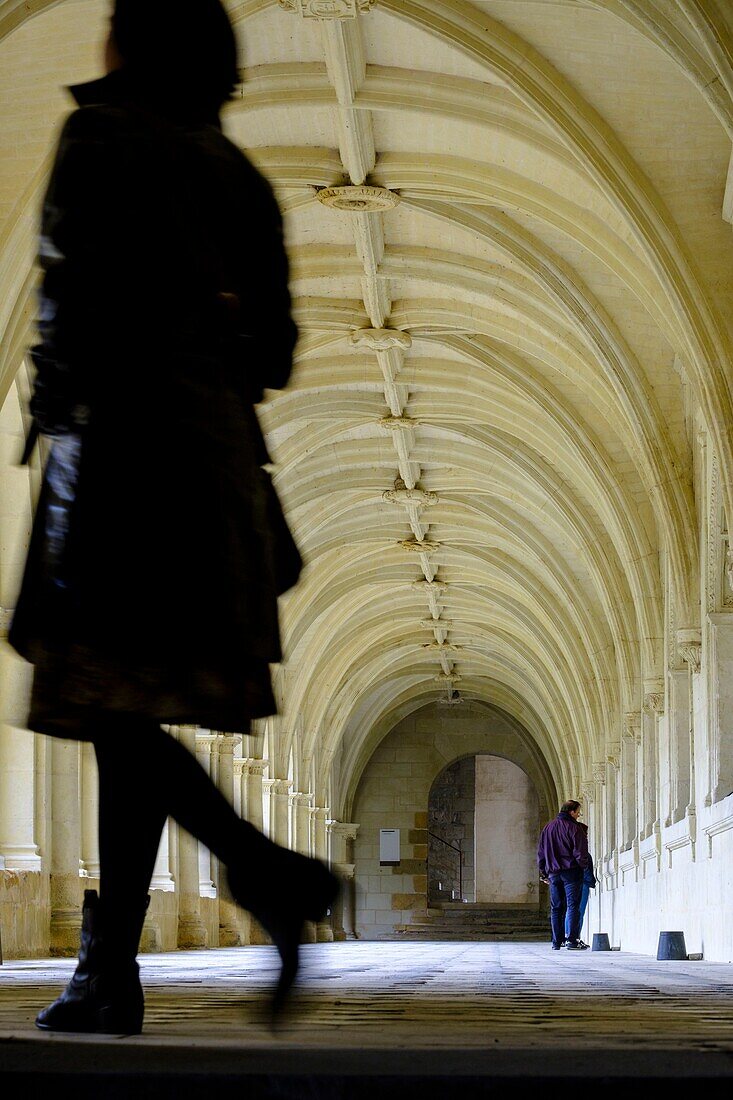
(395, 902, 550, 942)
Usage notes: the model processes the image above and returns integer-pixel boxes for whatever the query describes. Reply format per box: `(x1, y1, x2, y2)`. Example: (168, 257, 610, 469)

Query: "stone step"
(395, 926, 549, 941)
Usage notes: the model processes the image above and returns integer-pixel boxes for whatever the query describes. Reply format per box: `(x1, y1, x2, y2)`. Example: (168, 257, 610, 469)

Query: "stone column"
(174, 726, 207, 948)
(195, 731, 217, 899)
(327, 821, 359, 941)
(620, 714, 639, 849)
(0, 644, 40, 872)
(49, 738, 83, 955)
(708, 615, 733, 804)
(642, 683, 663, 837)
(265, 778, 292, 847)
(79, 742, 99, 881)
(311, 807, 333, 942)
(603, 750, 618, 862)
(290, 792, 316, 942)
(150, 819, 175, 892)
(245, 759, 268, 833)
(667, 667, 691, 824)
(290, 792, 313, 856)
(216, 733, 245, 946)
(244, 760, 270, 944)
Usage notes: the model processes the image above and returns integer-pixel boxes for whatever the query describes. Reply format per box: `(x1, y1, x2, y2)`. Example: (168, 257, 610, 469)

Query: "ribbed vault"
(1, 0, 732, 828)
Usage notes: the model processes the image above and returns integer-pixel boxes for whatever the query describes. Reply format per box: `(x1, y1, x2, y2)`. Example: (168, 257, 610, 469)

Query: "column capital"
(310, 806, 330, 822)
(216, 734, 243, 754)
(606, 742, 621, 768)
(623, 711, 641, 742)
(289, 791, 313, 806)
(264, 777, 292, 797)
(332, 861, 355, 880)
(243, 758, 269, 776)
(194, 731, 220, 752)
(592, 761, 607, 785)
(327, 821, 360, 841)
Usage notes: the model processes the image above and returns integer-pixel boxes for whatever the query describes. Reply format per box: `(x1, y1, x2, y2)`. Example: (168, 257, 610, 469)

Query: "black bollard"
(592, 932, 611, 951)
(657, 930, 687, 960)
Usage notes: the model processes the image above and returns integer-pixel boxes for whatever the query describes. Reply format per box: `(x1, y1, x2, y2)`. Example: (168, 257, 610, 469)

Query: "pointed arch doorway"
(428, 755, 540, 905)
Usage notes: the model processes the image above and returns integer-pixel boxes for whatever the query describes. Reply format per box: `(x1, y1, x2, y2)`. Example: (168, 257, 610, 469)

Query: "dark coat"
(537, 811, 589, 876)
(9, 71, 300, 736)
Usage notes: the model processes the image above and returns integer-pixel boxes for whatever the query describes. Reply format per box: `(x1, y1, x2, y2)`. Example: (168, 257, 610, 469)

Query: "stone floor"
(2, 940, 733, 1096)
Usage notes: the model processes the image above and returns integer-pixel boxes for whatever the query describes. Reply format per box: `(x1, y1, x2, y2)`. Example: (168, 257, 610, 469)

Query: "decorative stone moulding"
(606, 742, 621, 768)
(279, 0, 375, 16)
(421, 619, 452, 630)
(350, 328, 412, 351)
(379, 415, 416, 430)
(318, 185, 400, 212)
(0, 605, 12, 638)
(677, 628, 702, 673)
(644, 692, 665, 714)
(434, 672, 461, 683)
(423, 641, 459, 651)
(383, 488, 438, 506)
(400, 538, 441, 553)
(412, 579, 446, 592)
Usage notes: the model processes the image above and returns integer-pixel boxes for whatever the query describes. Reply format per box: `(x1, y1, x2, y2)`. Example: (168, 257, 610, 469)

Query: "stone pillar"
(603, 750, 618, 861)
(290, 792, 313, 856)
(327, 821, 359, 941)
(174, 726, 207, 948)
(195, 731, 217, 899)
(150, 820, 175, 892)
(311, 807, 333, 942)
(265, 778, 292, 847)
(49, 738, 83, 955)
(240, 759, 270, 944)
(245, 759, 268, 833)
(707, 615, 733, 804)
(642, 683, 663, 837)
(79, 742, 100, 880)
(290, 792, 316, 942)
(667, 667, 691, 824)
(0, 720, 41, 871)
(216, 733, 245, 946)
(620, 714, 639, 849)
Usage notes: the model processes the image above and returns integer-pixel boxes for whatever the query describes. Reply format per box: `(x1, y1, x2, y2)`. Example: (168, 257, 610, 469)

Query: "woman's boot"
(36, 889, 149, 1034)
(227, 839, 340, 1021)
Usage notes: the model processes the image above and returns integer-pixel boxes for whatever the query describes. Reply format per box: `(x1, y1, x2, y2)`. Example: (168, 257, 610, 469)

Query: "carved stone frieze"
(677, 628, 702, 673)
(383, 488, 438, 506)
(279, 0, 375, 17)
(244, 758, 269, 776)
(350, 327, 412, 350)
(379, 416, 416, 431)
(318, 185, 399, 211)
(422, 641, 459, 651)
(623, 712, 641, 743)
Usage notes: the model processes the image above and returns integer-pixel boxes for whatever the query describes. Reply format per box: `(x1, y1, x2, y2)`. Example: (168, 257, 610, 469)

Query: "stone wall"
(352, 701, 550, 939)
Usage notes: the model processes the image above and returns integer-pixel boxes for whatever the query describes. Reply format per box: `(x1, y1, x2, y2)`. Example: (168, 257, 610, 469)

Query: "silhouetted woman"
(9, 0, 337, 1034)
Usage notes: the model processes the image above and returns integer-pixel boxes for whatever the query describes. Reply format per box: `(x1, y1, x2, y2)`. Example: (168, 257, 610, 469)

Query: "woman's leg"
(94, 716, 338, 1019)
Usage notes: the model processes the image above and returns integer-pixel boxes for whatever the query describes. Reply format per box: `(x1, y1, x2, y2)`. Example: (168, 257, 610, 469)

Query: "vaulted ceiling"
(1, 0, 732, 815)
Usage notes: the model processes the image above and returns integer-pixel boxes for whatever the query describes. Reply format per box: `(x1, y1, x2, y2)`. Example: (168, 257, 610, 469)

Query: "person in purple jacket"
(537, 800, 590, 950)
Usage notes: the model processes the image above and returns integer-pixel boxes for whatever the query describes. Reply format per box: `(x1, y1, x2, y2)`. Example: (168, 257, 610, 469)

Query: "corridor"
(2, 940, 733, 1095)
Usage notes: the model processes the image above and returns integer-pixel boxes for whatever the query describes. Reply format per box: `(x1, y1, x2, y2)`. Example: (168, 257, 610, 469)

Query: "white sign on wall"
(379, 828, 400, 865)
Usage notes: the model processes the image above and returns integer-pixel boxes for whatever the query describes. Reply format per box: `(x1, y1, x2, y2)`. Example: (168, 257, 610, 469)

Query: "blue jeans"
(565, 882, 589, 940)
(549, 868, 583, 946)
